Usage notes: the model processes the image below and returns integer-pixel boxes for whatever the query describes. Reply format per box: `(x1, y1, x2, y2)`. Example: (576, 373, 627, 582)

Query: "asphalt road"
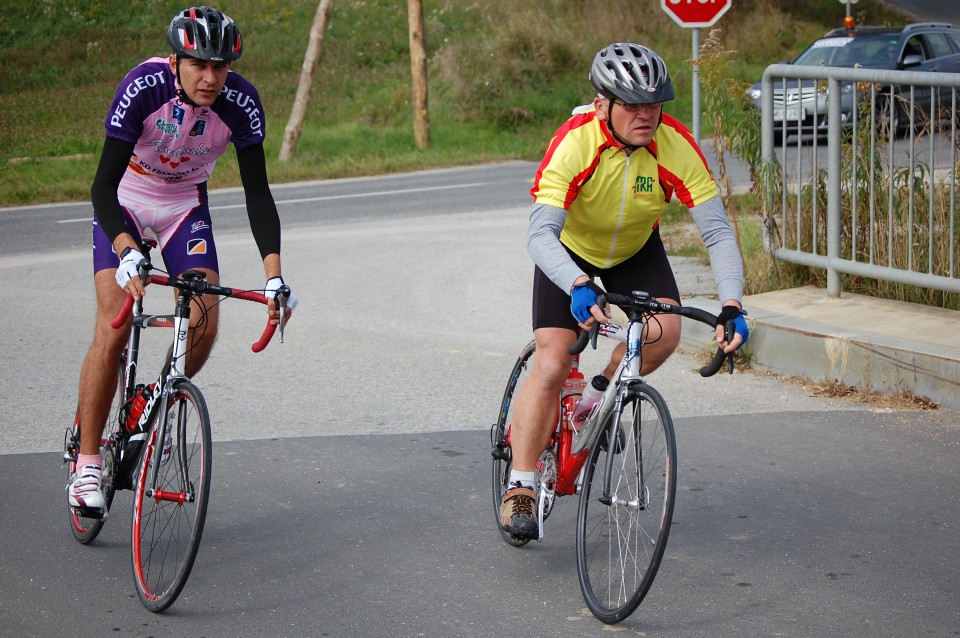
(1, 162, 959, 636)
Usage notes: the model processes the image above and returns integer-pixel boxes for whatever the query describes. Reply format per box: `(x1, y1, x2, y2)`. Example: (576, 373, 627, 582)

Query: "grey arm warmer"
(688, 196, 744, 304)
(527, 203, 586, 293)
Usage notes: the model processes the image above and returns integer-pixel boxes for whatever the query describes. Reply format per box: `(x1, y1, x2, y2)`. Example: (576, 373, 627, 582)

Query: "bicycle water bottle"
(571, 375, 609, 432)
(125, 385, 152, 433)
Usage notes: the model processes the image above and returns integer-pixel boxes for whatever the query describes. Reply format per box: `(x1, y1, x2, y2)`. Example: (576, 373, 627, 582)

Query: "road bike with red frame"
(64, 237, 288, 612)
(491, 290, 736, 624)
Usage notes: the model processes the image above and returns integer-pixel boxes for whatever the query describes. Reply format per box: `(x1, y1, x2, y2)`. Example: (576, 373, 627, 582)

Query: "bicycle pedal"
(71, 505, 107, 521)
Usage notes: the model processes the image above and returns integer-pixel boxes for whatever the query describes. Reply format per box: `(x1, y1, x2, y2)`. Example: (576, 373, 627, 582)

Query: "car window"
(903, 36, 925, 60)
(947, 32, 960, 53)
(924, 33, 954, 59)
(795, 36, 892, 68)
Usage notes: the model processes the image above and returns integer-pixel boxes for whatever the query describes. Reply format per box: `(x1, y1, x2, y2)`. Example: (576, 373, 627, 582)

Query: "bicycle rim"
(491, 339, 536, 547)
(131, 380, 211, 612)
(576, 384, 676, 624)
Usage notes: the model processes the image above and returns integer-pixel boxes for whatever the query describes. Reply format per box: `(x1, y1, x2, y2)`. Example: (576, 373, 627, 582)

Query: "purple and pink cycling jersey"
(93, 57, 266, 277)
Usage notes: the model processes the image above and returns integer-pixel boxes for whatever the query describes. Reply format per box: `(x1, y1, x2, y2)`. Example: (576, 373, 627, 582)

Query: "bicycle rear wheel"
(131, 380, 211, 612)
(491, 339, 537, 547)
(576, 383, 676, 624)
(66, 358, 125, 544)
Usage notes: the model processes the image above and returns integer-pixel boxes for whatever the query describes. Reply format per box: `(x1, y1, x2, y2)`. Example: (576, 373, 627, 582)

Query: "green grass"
(0, 0, 909, 206)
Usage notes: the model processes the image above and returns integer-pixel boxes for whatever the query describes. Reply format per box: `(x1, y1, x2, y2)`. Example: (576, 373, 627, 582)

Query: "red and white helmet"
(167, 6, 242, 62)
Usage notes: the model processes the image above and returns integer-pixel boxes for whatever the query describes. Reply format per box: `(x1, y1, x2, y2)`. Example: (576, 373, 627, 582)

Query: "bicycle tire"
(491, 339, 537, 547)
(131, 380, 211, 612)
(576, 383, 677, 624)
(66, 358, 125, 544)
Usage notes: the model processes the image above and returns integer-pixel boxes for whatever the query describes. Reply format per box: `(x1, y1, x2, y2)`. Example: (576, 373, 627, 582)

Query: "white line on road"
(54, 181, 491, 222)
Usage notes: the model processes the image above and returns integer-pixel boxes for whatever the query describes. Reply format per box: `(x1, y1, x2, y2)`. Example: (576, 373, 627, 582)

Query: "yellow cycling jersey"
(531, 108, 719, 269)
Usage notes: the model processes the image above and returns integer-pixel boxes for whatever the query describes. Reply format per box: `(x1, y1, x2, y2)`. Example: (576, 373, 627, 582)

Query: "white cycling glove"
(115, 248, 145, 289)
(265, 276, 299, 313)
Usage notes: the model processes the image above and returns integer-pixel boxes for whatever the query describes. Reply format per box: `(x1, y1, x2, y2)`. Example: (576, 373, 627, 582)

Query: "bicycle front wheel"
(131, 380, 211, 612)
(491, 339, 536, 547)
(576, 383, 676, 624)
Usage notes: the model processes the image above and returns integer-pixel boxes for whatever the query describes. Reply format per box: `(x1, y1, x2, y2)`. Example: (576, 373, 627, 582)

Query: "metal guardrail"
(760, 64, 959, 296)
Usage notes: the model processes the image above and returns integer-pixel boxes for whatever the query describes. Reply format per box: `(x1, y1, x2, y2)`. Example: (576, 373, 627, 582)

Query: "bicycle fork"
(599, 393, 647, 511)
(142, 294, 195, 506)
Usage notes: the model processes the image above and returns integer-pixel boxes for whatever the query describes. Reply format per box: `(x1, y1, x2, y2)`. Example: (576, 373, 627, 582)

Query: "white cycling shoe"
(67, 464, 105, 512)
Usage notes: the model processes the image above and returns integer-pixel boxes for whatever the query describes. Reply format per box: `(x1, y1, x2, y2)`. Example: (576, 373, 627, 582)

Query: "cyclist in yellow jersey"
(499, 43, 749, 539)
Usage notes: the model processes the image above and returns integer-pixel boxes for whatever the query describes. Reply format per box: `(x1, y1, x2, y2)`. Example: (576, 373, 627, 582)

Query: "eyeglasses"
(611, 100, 661, 114)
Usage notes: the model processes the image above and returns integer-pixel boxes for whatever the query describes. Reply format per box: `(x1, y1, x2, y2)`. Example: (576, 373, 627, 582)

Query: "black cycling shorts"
(532, 227, 681, 332)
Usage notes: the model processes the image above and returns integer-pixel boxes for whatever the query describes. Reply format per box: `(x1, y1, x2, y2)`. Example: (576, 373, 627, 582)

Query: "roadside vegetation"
(0, 0, 908, 203)
(5, 0, 951, 309)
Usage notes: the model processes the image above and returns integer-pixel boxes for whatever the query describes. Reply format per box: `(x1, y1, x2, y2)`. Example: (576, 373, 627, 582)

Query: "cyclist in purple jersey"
(68, 6, 299, 513)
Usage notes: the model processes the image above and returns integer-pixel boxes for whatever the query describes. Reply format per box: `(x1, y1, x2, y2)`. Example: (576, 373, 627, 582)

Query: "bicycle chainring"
(535, 449, 558, 521)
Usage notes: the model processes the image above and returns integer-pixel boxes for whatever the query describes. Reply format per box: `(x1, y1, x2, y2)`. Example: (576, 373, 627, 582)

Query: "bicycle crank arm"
(536, 487, 547, 542)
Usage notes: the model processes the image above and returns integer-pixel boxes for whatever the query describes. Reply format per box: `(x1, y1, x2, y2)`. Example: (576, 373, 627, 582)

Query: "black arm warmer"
(236, 143, 281, 259)
(90, 136, 136, 244)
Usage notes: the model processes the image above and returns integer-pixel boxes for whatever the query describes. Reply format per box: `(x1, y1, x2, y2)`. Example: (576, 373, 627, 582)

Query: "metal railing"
(760, 64, 959, 296)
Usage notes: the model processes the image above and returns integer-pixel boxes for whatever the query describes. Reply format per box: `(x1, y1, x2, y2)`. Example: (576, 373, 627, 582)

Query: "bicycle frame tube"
(144, 290, 193, 501)
(123, 299, 144, 401)
(170, 290, 192, 378)
(569, 319, 645, 457)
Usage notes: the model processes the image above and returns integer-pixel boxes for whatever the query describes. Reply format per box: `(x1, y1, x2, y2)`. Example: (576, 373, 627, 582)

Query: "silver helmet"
(589, 43, 674, 104)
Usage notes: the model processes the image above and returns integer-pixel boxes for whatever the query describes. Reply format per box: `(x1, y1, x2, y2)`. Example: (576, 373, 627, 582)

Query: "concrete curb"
(679, 292, 960, 410)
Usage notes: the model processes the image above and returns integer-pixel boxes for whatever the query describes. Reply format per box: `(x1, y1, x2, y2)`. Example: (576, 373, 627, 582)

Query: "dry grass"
(790, 376, 938, 410)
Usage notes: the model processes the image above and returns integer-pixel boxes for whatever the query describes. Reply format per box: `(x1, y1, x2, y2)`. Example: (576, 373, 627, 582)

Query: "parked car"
(745, 22, 960, 143)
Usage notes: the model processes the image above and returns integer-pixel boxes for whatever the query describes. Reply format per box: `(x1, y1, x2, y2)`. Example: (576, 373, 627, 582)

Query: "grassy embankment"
(8, 0, 943, 305)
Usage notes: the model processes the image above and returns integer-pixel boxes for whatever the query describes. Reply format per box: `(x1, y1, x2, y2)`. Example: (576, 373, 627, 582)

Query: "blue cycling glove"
(570, 281, 604, 323)
(716, 305, 749, 347)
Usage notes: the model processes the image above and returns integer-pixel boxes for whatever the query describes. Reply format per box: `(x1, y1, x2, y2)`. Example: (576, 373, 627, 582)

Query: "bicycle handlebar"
(567, 291, 736, 378)
(110, 273, 279, 353)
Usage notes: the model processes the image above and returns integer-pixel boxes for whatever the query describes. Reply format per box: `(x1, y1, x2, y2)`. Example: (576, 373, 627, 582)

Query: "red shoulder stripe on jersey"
(658, 164, 693, 206)
(532, 112, 615, 208)
(660, 113, 711, 170)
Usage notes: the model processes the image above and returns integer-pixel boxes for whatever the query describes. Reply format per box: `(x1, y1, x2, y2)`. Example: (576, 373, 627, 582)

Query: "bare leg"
(77, 271, 130, 456)
(509, 327, 578, 473)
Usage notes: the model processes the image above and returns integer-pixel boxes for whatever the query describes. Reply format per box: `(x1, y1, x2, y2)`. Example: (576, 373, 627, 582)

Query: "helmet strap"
(174, 56, 200, 108)
(605, 100, 640, 152)
(603, 99, 663, 152)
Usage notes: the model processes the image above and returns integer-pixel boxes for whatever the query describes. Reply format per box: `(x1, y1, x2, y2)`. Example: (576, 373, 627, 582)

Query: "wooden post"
(278, 0, 335, 162)
(407, 0, 430, 149)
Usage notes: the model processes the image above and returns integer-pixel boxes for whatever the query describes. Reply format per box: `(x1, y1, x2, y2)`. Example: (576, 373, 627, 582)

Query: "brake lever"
(725, 319, 735, 374)
(276, 285, 291, 343)
(591, 293, 606, 350)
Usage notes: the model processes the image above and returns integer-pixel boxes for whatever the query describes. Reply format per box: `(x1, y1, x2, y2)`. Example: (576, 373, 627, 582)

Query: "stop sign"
(661, 0, 732, 28)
